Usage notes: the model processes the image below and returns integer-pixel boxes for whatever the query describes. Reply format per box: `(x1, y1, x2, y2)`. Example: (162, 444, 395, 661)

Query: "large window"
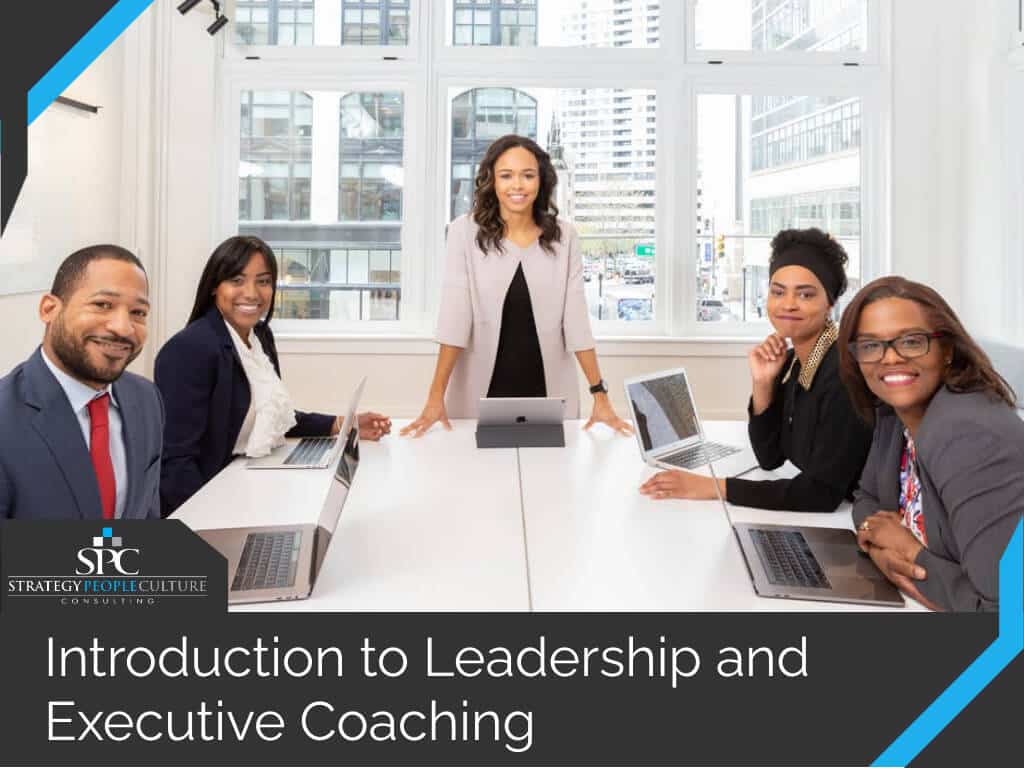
(225, 0, 885, 334)
(238, 90, 405, 323)
(697, 93, 861, 324)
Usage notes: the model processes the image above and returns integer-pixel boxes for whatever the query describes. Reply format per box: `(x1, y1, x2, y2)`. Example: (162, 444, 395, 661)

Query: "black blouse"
(487, 263, 547, 398)
(725, 344, 873, 512)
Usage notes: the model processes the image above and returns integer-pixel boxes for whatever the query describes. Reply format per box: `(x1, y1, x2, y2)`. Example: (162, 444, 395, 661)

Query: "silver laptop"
(198, 381, 364, 604)
(246, 378, 365, 469)
(730, 521, 904, 606)
(478, 396, 566, 426)
(623, 368, 758, 477)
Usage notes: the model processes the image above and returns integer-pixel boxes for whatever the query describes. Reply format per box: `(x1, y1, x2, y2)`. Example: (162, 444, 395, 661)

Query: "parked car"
(623, 267, 654, 285)
(697, 298, 728, 322)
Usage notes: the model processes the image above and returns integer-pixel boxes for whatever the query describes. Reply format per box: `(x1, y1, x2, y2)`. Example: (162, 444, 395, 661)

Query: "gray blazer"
(436, 215, 596, 419)
(0, 348, 165, 519)
(853, 387, 1024, 611)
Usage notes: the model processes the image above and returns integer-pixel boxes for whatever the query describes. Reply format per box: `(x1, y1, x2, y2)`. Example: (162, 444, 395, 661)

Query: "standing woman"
(155, 236, 390, 515)
(641, 228, 873, 511)
(401, 135, 631, 436)
(840, 276, 1023, 612)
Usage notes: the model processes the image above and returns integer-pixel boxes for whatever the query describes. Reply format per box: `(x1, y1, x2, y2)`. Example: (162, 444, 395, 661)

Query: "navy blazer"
(154, 308, 335, 516)
(0, 348, 165, 519)
(853, 388, 1024, 612)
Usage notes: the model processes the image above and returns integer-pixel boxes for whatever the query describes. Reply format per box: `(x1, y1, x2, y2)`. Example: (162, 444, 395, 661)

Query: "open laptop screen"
(626, 372, 700, 452)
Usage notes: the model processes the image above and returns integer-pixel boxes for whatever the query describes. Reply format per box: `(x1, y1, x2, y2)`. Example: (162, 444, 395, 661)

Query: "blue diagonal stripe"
(27, 0, 155, 126)
(872, 519, 1024, 767)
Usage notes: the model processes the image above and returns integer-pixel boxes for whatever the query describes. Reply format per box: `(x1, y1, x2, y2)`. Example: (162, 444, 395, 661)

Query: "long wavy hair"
(838, 276, 1017, 424)
(472, 134, 561, 255)
(187, 235, 279, 326)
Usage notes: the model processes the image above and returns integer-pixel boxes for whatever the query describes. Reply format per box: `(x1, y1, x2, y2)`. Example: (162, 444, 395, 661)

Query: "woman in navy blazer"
(155, 236, 390, 515)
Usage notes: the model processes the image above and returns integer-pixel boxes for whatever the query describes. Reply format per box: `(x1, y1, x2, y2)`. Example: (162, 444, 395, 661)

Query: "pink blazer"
(436, 214, 596, 418)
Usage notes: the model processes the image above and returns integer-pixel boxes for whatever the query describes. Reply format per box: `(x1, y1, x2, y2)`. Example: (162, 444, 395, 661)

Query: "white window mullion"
(674, 78, 699, 338)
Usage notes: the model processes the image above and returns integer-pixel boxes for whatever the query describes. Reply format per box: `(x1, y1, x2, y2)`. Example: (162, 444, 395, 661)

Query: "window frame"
(684, 67, 888, 337)
(218, 66, 428, 335)
(217, 0, 891, 339)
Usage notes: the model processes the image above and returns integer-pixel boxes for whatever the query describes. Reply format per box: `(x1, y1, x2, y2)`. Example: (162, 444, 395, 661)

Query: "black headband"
(769, 244, 843, 304)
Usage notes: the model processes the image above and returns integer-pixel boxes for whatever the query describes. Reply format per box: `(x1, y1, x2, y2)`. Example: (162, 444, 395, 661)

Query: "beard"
(49, 312, 140, 386)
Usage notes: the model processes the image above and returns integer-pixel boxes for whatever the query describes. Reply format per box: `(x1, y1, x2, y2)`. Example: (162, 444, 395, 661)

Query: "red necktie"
(87, 393, 116, 520)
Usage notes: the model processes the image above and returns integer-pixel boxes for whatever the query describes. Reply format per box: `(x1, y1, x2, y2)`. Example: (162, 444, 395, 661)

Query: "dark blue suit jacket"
(0, 348, 164, 519)
(154, 308, 335, 516)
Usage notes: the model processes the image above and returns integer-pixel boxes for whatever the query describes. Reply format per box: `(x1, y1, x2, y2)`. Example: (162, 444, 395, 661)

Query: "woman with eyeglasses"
(838, 276, 1023, 612)
(641, 228, 873, 511)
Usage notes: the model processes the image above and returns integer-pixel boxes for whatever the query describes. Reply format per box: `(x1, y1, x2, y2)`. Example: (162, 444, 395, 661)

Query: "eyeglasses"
(848, 332, 947, 363)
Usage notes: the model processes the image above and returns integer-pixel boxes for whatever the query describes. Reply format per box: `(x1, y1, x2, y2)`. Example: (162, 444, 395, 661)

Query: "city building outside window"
(238, 89, 405, 323)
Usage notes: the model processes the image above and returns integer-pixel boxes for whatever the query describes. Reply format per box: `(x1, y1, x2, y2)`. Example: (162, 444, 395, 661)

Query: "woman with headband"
(641, 228, 873, 511)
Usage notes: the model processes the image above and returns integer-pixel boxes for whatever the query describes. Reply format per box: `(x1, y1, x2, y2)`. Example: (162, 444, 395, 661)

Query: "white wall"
(889, 0, 968, 308)
(0, 39, 126, 376)
(892, 0, 1021, 344)
(958, 0, 1020, 341)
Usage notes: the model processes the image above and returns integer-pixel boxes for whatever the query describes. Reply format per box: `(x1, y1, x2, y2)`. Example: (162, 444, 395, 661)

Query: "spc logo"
(75, 527, 141, 576)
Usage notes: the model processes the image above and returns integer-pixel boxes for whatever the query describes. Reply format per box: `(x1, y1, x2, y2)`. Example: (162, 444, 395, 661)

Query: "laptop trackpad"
(809, 529, 903, 601)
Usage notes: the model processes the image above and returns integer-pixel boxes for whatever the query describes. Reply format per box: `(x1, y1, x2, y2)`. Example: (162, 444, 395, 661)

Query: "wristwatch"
(589, 379, 608, 395)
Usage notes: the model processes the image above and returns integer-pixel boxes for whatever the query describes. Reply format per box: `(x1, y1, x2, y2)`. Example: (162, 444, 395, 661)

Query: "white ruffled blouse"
(225, 320, 298, 457)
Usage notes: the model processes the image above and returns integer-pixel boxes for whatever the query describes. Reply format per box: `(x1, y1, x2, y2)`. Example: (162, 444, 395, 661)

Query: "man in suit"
(0, 245, 164, 519)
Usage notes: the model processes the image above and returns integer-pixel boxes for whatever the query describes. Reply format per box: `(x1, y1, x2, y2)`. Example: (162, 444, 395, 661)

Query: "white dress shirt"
(224, 320, 297, 457)
(41, 348, 127, 519)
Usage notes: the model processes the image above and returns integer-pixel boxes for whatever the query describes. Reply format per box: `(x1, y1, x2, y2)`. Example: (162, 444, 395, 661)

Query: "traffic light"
(715, 234, 726, 258)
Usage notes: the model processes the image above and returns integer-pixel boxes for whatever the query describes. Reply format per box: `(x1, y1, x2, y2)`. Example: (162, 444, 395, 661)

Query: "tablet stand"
(475, 422, 566, 449)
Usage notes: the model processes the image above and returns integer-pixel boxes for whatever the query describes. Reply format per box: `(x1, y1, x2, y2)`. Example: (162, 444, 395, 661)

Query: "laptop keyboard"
(660, 441, 740, 469)
(283, 437, 336, 466)
(232, 531, 302, 591)
(749, 529, 831, 590)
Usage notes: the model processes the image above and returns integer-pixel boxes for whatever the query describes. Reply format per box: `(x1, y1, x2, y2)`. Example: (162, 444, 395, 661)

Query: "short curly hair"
(769, 228, 849, 304)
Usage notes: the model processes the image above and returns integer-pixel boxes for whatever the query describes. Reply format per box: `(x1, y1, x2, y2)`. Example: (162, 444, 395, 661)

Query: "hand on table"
(400, 400, 451, 438)
(639, 469, 721, 500)
(583, 396, 634, 436)
(358, 411, 392, 441)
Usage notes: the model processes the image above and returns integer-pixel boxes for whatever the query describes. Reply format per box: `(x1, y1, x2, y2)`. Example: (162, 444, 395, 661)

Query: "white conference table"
(520, 421, 921, 612)
(173, 420, 922, 612)
(173, 422, 530, 611)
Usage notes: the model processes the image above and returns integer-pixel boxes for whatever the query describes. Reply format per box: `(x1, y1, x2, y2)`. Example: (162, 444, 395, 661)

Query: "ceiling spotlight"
(207, 13, 229, 35)
(177, 0, 202, 14)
